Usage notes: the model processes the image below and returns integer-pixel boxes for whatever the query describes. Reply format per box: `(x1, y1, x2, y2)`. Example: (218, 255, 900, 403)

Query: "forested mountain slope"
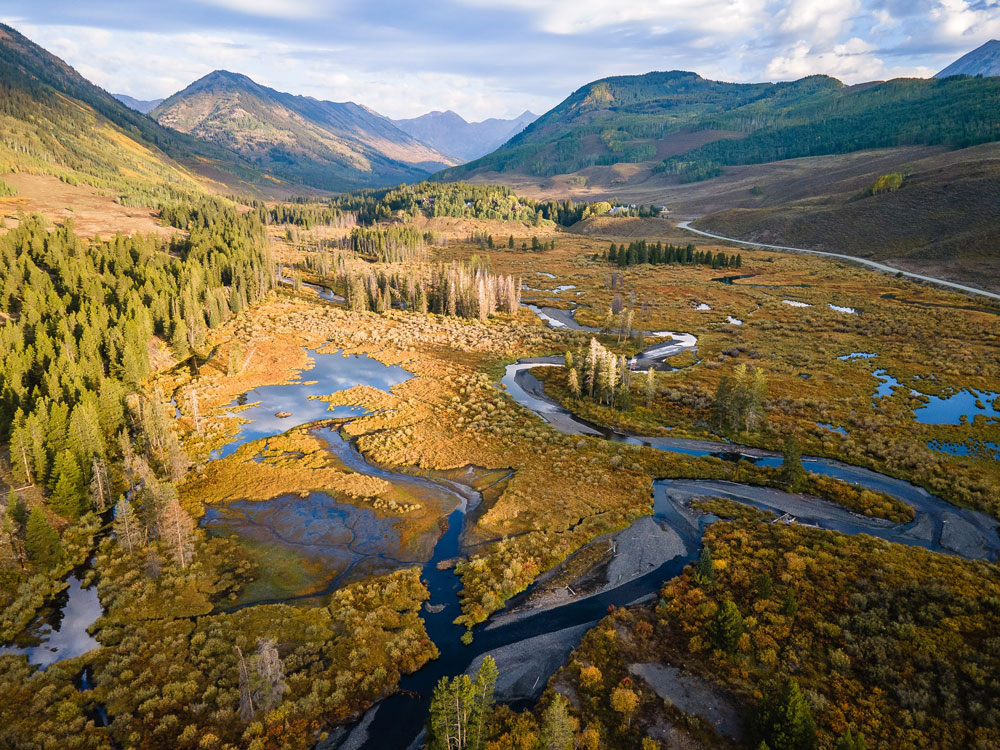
(153, 71, 458, 191)
(0, 23, 267, 204)
(439, 70, 1000, 182)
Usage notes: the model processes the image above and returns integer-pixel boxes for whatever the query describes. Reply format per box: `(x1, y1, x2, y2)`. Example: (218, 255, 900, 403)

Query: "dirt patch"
(629, 662, 744, 740)
(0, 173, 178, 238)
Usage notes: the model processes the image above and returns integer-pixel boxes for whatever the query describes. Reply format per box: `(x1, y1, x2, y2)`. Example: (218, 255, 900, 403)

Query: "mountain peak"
(936, 40, 1000, 78)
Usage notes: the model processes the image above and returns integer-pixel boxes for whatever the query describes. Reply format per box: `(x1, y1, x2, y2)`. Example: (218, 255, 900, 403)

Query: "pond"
(0, 574, 101, 667)
(210, 349, 412, 459)
(203, 429, 470, 605)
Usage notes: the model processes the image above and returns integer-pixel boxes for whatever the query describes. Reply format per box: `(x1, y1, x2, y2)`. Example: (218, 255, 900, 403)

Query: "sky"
(2, 0, 999, 121)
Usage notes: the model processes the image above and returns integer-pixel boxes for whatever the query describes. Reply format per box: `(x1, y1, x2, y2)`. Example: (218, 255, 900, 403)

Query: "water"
(870, 369, 999, 425)
(838, 352, 876, 360)
(726, 316, 743, 325)
(210, 349, 412, 459)
(817, 422, 848, 436)
(500, 358, 1000, 561)
(553, 285, 576, 293)
(913, 388, 1000, 426)
(204, 430, 470, 605)
(0, 575, 102, 667)
(829, 304, 857, 314)
(927, 440, 1000, 461)
(783, 299, 811, 308)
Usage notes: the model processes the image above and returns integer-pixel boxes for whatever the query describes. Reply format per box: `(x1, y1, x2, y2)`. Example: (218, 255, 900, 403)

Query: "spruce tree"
(694, 546, 714, 585)
(751, 679, 818, 750)
(25, 506, 61, 567)
(50, 449, 86, 519)
(780, 436, 807, 492)
(709, 598, 745, 653)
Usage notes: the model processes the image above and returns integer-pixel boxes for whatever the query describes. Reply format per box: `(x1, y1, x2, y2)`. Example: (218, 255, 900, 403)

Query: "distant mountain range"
(936, 39, 1000, 77)
(151, 70, 457, 191)
(113, 93, 164, 114)
(392, 109, 536, 161)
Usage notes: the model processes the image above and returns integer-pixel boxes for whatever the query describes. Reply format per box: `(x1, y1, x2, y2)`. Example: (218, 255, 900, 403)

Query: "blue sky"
(2, 1, 999, 121)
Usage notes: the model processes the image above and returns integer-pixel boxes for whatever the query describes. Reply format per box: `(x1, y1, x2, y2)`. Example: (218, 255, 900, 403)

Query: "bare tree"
(236, 645, 255, 720)
(89, 457, 109, 512)
(158, 495, 195, 569)
(113, 497, 143, 554)
(252, 639, 288, 713)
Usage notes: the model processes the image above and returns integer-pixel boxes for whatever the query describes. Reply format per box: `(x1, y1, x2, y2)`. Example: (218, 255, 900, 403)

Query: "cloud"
(2, 1, 999, 121)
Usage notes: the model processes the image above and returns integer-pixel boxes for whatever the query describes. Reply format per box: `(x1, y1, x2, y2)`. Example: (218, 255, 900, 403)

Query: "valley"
(0, 17, 999, 750)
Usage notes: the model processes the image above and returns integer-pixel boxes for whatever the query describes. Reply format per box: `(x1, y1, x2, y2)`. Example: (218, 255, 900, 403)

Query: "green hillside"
(439, 70, 1000, 182)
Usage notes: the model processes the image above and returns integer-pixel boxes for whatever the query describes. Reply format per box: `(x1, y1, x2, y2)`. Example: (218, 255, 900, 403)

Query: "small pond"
(211, 349, 412, 459)
(0, 575, 101, 667)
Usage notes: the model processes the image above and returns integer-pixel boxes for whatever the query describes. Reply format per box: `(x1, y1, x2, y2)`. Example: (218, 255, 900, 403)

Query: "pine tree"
(25, 506, 61, 566)
(835, 729, 868, 750)
(751, 679, 818, 750)
(780, 436, 807, 491)
(542, 693, 574, 750)
(695, 546, 714, 585)
(709, 598, 745, 653)
(50, 450, 86, 519)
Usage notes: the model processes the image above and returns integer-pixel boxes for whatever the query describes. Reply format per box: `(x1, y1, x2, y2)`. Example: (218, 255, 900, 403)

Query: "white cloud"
(766, 37, 935, 82)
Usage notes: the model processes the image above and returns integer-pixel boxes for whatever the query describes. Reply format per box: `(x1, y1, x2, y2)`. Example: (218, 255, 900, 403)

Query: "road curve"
(676, 220, 1000, 302)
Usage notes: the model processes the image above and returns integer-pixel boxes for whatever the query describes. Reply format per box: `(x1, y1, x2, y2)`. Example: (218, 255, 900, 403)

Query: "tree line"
(0, 199, 273, 567)
(604, 240, 741, 269)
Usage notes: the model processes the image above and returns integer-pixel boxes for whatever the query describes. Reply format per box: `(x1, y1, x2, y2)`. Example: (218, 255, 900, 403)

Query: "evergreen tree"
(50, 449, 86, 519)
(780, 436, 807, 492)
(508, 235, 514, 249)
(835, 729, 868, 750)
(24, 506, 61, 567)
(542, 693, 574, 750)
(694, 546, 714, 585)
(751, 679, 818, 750)
(709, 598, 745, 653)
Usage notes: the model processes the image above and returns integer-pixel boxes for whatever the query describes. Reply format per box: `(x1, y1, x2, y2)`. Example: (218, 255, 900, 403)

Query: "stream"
(7, 338, 998, 747)
(345, 356, 1000, 748)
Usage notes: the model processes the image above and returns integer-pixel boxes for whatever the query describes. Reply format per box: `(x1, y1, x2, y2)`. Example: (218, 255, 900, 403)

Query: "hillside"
(113, 93, 164, 113)
(936, 40, 1000, 77)
(392, 109, 537, 161)
(0, 22, 294, 210)
(153, 71, 458, 191)
(439, 70, 1000, 183)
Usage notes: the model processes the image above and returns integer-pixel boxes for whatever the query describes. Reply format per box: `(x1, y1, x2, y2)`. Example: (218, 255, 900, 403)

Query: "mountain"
(152, 71, 458, 191)
(392, 110, 537, 162)
(438, 70, 1000, 182)
(113, 93, 164, 113)
(0, 23, 270, 206)
(936, 40, 1000, 77)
